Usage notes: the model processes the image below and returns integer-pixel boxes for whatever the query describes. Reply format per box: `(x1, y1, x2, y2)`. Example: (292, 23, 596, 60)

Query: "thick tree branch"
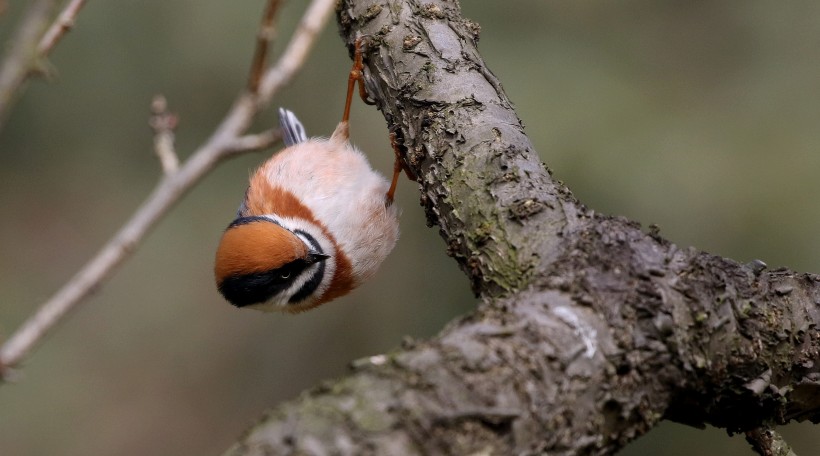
(0, 0, 337, 380)
(340, 1, 571, 298)
(224, 1, 820, 454)
(746, 427, 798, 456)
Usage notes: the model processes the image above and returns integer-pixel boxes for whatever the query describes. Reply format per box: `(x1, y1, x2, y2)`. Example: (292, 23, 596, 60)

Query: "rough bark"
(224, 1, 820, 454)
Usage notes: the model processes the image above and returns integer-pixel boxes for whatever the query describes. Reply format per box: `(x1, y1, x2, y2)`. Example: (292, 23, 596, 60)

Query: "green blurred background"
(1, 1, 819, 455)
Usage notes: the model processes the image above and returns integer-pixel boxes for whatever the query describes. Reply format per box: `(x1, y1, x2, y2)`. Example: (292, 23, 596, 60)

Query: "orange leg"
(385, 133, 402, 206)
(342, 38, 414, 205)
(385, 132, 417, 205)
(342, 37, 376, 124)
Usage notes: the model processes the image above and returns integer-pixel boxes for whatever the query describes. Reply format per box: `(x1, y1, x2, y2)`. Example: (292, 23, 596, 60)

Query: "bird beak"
(306, 251, 331, 264)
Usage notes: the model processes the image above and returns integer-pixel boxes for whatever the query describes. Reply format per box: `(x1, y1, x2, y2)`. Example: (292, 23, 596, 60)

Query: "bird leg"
(385, 132, 417, 206)
(342, 37, 376, 124)
(385, 133, 402, 205)
(342, 37, 415, 205)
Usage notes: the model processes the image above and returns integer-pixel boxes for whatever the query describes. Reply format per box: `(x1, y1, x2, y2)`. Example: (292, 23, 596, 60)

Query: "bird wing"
(278, 108, 308, 146)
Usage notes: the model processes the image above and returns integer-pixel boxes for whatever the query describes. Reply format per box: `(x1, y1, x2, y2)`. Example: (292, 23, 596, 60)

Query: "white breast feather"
(266, 133, 400, 283)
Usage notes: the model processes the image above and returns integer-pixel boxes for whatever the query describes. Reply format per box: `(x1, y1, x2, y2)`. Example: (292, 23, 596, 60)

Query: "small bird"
(214, 38, 405, 312)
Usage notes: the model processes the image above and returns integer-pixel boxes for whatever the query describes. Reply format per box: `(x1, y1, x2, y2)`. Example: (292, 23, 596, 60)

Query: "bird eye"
(280, 271, 291, 279)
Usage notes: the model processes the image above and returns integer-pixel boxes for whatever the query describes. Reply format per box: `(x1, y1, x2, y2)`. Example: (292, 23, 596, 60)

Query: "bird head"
(214, 216, 330, 310)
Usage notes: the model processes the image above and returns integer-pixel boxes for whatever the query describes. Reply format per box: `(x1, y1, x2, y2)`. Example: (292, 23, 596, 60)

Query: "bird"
(214, 38, 406, 313)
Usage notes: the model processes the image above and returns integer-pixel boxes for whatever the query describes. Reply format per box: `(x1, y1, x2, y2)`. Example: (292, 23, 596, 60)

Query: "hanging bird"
(214, 38, 409, 312)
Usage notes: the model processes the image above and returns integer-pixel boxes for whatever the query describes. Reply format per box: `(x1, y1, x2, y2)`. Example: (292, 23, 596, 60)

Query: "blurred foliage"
(1, 1, 819, 455)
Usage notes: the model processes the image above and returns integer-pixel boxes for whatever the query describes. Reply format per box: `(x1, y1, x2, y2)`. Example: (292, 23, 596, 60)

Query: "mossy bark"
(224, 1, 820, 454)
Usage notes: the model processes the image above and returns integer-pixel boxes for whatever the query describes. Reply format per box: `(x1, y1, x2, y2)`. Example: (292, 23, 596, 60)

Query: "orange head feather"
(214, 216, 332, 308)
(214, 217, 307, 283)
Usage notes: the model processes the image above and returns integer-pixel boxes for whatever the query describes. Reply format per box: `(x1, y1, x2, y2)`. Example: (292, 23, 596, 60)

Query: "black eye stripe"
(219, 271, 289, 307)
(219, 259, 312, 307)
(226, 216, 282, 230)
(288, 230, 326, 305)
(217, 222, 328, 307)
(293, 229, 320, 252)
(288, 259, 324, 304)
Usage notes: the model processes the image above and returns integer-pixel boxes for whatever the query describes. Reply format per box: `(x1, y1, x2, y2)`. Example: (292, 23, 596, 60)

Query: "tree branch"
(36, 0, 88, 55)
(149, 95, 180, 175)
(0, 0, 88, 133)
(0, 0, 337, 380)
(247, 0, 282, 93)
(746, 427, 798, 456)
(0, 0, 58, 131)
(223, 1, 820, 454)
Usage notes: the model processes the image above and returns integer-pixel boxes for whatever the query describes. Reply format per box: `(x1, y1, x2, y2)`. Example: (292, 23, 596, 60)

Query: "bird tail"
(278, 108, 308, 146)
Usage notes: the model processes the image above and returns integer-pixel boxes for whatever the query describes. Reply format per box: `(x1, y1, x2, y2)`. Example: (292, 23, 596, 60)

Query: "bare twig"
(37, 0, 88, 55)
(258, 0, 336, 105)
(0, 0, 337, 379)
(149, 95, 180, 175)
(0, 0, 88, 132)
(247, 0, 282, 93)
(0, 0, 59, 131)
(227, 130, 281, 154)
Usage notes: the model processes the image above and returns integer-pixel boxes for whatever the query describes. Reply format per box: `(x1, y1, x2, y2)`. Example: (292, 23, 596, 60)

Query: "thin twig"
(37, 0, 88, 55)
(0, 0, 337, 379)
(0, 0, 87, 132)
(0, 0, 59, 131)
(149, 95, 180, 175)
(247, 0, 282, 93)
(227, 129, 281, 155)
(258, 0, 336, 106)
